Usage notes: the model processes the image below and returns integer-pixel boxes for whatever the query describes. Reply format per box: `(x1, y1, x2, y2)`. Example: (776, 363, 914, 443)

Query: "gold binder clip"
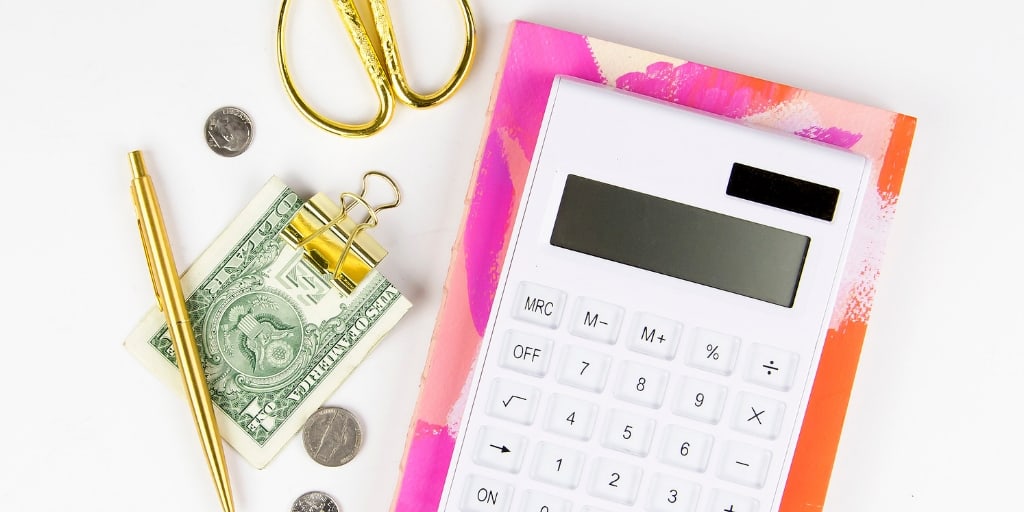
(282, 171, 401, 294)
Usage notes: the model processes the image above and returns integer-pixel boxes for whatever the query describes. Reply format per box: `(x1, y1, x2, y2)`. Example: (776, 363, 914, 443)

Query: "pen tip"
(129, 150, 148, 179)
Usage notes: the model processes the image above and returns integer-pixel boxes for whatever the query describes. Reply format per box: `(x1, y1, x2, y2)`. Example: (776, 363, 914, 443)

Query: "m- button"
(512, 282, 566, 329)
(569, 297, 624, 344)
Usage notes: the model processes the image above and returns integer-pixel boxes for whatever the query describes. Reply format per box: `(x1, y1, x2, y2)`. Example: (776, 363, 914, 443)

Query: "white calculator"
(437, 76, 870, 512)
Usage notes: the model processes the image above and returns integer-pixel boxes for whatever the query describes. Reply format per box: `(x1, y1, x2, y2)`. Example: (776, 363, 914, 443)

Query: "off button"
(512, 282, 566, 329)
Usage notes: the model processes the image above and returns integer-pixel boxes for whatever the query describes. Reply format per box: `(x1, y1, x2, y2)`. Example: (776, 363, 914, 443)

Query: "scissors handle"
(277, 0, 395, 138)
(372, 0, 476, 108)
(276, 0, 476, 137)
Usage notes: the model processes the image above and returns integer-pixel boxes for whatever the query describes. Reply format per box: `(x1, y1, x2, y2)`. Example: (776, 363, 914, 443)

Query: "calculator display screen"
(549, 174, 810, 307)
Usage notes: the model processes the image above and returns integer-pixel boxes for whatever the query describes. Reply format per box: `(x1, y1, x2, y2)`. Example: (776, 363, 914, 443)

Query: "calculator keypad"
(456, 281, 806, 512)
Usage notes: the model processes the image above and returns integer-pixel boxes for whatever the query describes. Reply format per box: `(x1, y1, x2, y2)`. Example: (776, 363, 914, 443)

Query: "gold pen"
(128, 150, 235, 512)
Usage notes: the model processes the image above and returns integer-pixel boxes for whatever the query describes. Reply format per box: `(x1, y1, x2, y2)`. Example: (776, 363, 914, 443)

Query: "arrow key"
(473, 426, 527, 473)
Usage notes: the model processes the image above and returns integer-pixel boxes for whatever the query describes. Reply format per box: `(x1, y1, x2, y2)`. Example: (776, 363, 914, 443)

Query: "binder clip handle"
(342, 170, 402, 223)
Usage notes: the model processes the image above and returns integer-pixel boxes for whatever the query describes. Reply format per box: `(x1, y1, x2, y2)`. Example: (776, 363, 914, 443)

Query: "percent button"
(687, 328, 740, 375)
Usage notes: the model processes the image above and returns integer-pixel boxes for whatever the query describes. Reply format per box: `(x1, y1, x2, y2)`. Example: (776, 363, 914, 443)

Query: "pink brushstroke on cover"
(464, 23, 603, 335)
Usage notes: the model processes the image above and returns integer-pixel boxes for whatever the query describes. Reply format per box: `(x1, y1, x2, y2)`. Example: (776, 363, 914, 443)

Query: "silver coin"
(204, 106, 252, 157)
(291, 491, 340, 512)
(302, 406, 363, 467)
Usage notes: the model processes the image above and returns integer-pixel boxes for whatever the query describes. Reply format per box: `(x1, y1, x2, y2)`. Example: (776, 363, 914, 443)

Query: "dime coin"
(302, 406, 363, 467)
(204, 106, 252, 157)
(291, 491, 340, 512)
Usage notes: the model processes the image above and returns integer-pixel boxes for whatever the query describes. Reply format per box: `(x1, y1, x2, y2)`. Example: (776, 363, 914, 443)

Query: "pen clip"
(132, 193, 165, 313)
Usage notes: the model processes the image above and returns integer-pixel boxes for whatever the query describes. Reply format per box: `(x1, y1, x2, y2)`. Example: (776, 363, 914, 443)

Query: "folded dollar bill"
(124, 176, 411, 468)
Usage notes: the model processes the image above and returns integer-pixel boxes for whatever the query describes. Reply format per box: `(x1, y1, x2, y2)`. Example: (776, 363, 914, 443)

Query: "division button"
(743, 343, 799, 391)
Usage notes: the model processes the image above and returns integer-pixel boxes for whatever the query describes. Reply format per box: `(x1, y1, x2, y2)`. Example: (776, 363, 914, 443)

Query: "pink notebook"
(392, 20, 915, 512)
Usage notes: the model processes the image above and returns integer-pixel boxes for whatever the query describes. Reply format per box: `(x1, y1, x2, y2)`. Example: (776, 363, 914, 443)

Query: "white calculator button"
(557, 345, 611, 392)
(613, 361, 669, 408)
(672, 378, 727, 424)
(706, 489, 759, 512)
(600, 409, 656, 456)
(717, 441, 772, 488)
(687, 328, 740, 375)
(512, 282, 566, 329)
(647, 473, 700, 512)
(519, 490, 571, 512)
(731, 392, 786, 440)
(581, 508, 612, 512)
(544, 393, 598, 441)
(743, 343, 799, 391)
(462, 475, 513, 512)
(626, 312, 682, 359)
(569, 297, 624, 343)
(658, 425, 713, 472)
(473, 426, 528, 473)
(587, 457, 643, 505)
(530, 441, 586, 489)
(487, 379, 541, 425)
(500, 330, 554, 377)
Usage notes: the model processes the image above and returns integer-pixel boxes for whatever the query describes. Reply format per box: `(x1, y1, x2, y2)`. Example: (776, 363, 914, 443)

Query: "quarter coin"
(204, 106, 253, 157)
(302, 406, 363, 467)
(291, 491, 340, 512)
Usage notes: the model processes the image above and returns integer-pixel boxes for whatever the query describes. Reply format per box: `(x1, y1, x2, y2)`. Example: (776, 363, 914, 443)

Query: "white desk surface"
(1, 1, 1019, 510)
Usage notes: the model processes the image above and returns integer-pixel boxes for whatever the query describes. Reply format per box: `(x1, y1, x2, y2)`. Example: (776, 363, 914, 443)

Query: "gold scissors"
(276, 0, 476, 137)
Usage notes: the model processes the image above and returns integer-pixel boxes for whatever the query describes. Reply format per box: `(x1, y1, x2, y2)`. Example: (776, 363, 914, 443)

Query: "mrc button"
(511, 282, 566, 329)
